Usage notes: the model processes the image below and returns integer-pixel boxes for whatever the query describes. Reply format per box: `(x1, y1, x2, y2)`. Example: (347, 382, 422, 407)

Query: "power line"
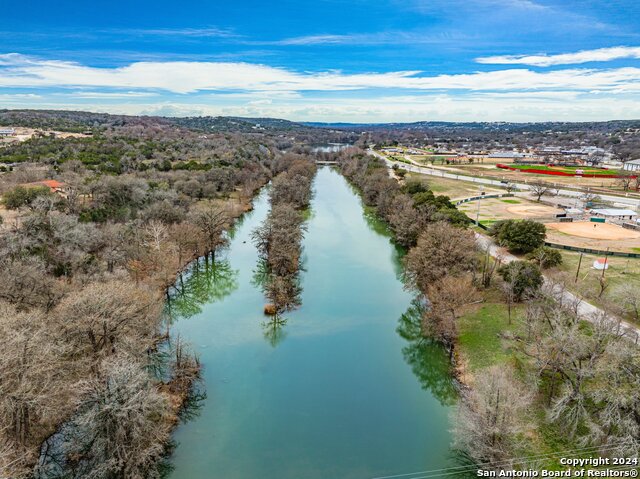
(370, 440, 635, 479)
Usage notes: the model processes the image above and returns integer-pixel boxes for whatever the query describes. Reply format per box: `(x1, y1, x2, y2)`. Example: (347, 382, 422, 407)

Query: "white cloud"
(2, 53, 640, 94)
(477, 46, 640, 67)
(60, 91, 159, 99)
(259, 30, 473, 46)
(0, 93, 41, 101)
(17, 93, 640, 123)
(273, 34, 353, 46)
(2, 52, 640, 123)
(109, 27, 236, 38)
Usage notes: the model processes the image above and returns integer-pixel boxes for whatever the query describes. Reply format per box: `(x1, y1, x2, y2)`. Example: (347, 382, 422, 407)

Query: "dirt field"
(405, 172, 503, 199)
(506, 203, 562, 217)
(0, 127, 89, 145)
(458, 197, 563, 225)
(546, 221, 640, 253)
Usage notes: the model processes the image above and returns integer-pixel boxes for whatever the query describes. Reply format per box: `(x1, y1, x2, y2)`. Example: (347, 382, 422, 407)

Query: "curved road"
(369, 149, 640, 342)
(368, 149, 640, 209)
(474, 233, 640, 342)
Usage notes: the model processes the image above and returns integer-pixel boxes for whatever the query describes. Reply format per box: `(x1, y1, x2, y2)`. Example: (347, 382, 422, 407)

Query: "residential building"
(623, 159, 640, 172)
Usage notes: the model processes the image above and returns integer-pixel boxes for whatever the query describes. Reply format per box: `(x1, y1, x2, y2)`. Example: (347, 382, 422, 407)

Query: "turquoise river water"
(166, 167, 457, 479)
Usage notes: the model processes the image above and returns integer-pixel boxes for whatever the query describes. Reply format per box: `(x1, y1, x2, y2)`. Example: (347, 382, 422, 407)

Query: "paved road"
(474, 233, 640, 342)
(371, 148, 640, 341)
(368, 149, 640, 209)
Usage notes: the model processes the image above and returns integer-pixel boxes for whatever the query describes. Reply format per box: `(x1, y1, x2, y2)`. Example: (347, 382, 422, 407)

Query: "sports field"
(546, 221, 640, 252)
(457, 197, 563, 225)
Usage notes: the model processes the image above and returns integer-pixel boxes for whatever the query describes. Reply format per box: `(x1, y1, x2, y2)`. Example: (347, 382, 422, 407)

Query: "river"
(166, 167, 457, 479)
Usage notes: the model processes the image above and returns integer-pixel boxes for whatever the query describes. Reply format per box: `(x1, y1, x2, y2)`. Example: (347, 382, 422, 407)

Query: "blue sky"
(1, 0, 640, 122)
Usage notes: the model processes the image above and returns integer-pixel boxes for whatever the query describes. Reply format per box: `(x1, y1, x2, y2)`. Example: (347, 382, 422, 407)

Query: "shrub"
(526, 246, 563, 269)
(498, 261, 543, 300)
(402, 179, 429, 195)
(489, 219, 546, 254)
(2, 185, 52, 209)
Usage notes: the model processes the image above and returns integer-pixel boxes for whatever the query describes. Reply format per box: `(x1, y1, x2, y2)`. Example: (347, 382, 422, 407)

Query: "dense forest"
(4, 109, 640, 160)
(0, 111, 334, 478)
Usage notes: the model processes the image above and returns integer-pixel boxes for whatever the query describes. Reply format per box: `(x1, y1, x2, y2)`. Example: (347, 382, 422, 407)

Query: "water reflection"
(350, 188, 406, 280)
(252, 252, 307, 348)
(262, 319, 288, 348)
(251, 257, 270, 290)
(166, 256, 239, 321)
(168, 168, 455, 478)
(397, 299, 458, 407)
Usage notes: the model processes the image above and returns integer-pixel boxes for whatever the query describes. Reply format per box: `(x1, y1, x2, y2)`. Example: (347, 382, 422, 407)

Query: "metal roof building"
(623, 159, 640, 172)
(590, 208, 638, 217)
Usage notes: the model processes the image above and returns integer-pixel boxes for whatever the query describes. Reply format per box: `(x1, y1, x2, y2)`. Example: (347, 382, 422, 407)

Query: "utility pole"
(601, 247, 610, 280)
(575, 252, 583, 283)
(476, 193, 482, 226)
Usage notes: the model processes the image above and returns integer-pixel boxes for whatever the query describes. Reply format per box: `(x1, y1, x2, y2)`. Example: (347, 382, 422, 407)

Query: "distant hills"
(304, 120, 640, 132)
(2, 109, 640, 136)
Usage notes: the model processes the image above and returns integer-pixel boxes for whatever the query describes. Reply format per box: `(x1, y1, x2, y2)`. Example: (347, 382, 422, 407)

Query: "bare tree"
(189, 203, 229, 257)
(501, 274, 517, 325)
(580, 190, 601, 207)
(423, 275, 480, 354)
(404, 222, 477, 293)
(589, 339, 640, 456)
(168, 221, 203, 268)
(454, 366, 532, 467)
(143, 220, 168, 251)
(613, 283, 640, 321)
(386, 193, 424, 247)
(522, 299, 618, 437)
(63, 357, 171, 479)
(585, 152, 605, 167)
(480, 246, 502, 288)
(0, 303, 75, 476)
(0, 257, 65, 311)
(529, 182, 550, 202)
(616, 171, 635, 191)
(55, 281, 160, 362)
(100, 223, 130, 274)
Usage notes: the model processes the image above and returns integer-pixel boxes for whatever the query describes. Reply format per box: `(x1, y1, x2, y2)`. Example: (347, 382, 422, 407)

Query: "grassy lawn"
(501, 199, 521, 204)
(553, 250, 640, 323)
(456, 290, 581, 467)
(457, 297, 522, 373)
(478, 219, 497, 227)
(405, 172, 504, 198)
(556, 250, 640, 290)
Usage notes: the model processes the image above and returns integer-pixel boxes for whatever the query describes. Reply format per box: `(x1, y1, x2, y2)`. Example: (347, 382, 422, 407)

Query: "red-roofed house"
(22, 180, 68, 194)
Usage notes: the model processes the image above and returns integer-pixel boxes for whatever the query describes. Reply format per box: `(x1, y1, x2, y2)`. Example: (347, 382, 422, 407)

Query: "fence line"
(544, 242, 640, 258)
(455, 192, 514, 206)
(455, 195, 638, 257)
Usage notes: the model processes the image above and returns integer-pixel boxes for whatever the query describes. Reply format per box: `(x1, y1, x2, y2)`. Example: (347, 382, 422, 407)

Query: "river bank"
(164, 167, 455, 479)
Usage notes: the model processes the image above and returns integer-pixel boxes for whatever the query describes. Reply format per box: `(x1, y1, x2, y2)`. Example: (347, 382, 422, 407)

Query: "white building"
(0, 128, 16, 137)
(488, 151, 527, 159)
(623, 159, 640, 172)
(590, 208, 638, 220)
